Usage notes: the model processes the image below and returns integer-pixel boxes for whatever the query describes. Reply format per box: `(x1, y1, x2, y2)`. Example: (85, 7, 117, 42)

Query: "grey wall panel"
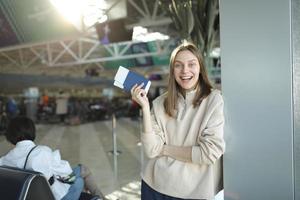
(220, 0, 293, 200)
(292, 0, 300, 199)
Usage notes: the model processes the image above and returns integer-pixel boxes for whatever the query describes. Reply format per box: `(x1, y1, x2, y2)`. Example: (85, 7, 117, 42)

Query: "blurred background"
(0, 0, 223, 199)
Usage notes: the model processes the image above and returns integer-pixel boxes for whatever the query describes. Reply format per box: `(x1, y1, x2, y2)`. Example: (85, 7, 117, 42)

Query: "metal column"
(220, 0, 298, 199)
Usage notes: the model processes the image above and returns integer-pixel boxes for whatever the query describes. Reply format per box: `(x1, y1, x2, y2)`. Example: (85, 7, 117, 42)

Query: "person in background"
(42, 93, 49, 107)
(131, 41, 225, 200)
(55, 91, 68, 123)
(6, 96, 18, 119)
(0, 97, 8, 135)
(0, 116, 107, 200)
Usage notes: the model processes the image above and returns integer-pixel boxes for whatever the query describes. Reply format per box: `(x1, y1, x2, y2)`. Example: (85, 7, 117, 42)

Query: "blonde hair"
(164, 42, 213, 117)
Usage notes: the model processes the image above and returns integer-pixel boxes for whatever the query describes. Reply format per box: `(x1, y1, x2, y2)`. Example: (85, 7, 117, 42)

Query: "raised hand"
(130, 83, 150, 110)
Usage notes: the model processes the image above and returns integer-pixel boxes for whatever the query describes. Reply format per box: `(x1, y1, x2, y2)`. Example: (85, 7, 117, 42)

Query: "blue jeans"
(61, 165, 84, 200)
(141, 180, 203, 200)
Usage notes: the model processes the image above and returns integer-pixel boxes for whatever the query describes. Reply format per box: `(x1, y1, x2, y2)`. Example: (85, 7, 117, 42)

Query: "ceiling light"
(132, 26, 169, 42)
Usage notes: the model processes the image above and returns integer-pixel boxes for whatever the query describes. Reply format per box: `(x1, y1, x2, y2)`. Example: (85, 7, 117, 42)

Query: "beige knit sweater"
(141, 89, 225, 199)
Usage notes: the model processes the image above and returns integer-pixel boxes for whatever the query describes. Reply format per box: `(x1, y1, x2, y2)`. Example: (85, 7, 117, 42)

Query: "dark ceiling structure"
(0, 0, 177, 95)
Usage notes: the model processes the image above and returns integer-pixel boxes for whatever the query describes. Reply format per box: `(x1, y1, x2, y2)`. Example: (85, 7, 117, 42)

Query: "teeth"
(181, 76, 192, 80)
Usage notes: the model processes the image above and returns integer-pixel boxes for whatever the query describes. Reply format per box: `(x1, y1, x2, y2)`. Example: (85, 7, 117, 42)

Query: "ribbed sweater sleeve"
(162, 145, 192, 162)
(141, 109, 165, 158)
(191, 95, 225, 164)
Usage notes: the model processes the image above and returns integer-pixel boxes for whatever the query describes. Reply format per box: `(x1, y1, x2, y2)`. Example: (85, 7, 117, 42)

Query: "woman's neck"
(179, 84, 199, 98)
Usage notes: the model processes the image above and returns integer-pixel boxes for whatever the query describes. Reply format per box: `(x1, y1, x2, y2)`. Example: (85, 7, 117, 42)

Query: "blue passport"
(114, 66, 151, 93)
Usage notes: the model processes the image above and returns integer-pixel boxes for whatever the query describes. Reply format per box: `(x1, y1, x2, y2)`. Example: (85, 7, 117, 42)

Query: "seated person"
(0, 116, 107, 200)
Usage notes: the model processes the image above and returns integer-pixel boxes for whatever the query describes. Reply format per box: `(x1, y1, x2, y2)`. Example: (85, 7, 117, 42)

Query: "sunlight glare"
(50, 0, 107, 29)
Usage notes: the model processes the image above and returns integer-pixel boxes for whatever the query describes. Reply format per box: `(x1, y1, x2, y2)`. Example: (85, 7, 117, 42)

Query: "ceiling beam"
(0, 35, 174, 68)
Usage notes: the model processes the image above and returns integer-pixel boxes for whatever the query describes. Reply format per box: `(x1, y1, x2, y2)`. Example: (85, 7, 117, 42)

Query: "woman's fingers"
(131, 83, 145, 97)
(139, 89, 146, 97)
(130, 83, 149, 108)
(137, 82, 144, 89)
(130, 84, 138, 95)
(131, 83, 144, 93)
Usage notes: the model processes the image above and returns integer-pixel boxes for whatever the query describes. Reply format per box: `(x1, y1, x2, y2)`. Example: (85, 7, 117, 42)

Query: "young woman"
(131, 42, 225, 200)
(0, 116, 106, 200)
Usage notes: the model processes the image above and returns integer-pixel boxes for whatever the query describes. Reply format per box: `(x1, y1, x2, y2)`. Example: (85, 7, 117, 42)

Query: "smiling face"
(165, 42, 213, 117)
(173, 50, 200, 92)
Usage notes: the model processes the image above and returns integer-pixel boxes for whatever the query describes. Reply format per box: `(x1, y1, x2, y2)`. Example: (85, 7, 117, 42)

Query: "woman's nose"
(182, 64, 189, 72)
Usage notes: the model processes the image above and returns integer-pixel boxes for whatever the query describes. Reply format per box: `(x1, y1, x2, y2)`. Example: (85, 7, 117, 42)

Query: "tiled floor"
(0, 117, 223, 200)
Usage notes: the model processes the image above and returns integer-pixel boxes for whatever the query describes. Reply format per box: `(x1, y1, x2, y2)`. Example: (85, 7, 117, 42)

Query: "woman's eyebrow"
(174, 60, 183, 64)
(174, 59, 197, 63)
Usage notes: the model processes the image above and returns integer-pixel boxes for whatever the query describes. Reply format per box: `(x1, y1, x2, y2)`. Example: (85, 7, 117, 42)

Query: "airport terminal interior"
(0, 0, 226, 199)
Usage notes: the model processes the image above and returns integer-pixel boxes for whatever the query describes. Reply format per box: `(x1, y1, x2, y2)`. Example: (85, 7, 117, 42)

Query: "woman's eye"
(174, 64, 182, 68)
(189, 63, 196, 67)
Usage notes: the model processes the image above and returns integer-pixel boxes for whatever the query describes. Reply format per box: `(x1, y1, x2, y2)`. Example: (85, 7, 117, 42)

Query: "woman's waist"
(143, 157, 213, 181)
(142, 157, 218, 199)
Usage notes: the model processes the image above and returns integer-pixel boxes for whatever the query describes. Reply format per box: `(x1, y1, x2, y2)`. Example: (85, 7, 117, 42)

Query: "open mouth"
(180, 76, 193, 81)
